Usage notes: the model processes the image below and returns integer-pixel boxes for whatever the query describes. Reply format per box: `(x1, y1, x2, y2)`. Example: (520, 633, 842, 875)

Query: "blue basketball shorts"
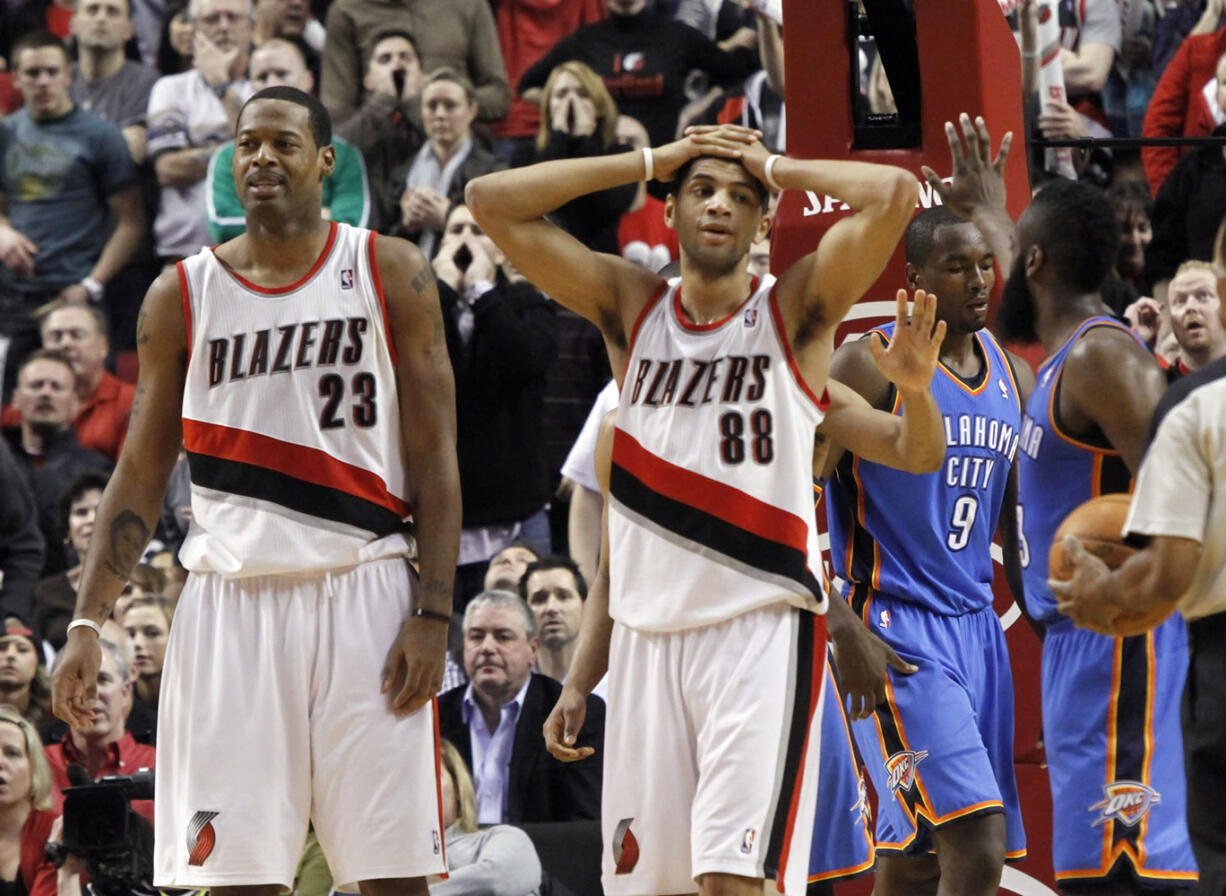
(808, 652, 874, 885)
(850, 594, 1026, 860)
(1042, 614, 1197, 889)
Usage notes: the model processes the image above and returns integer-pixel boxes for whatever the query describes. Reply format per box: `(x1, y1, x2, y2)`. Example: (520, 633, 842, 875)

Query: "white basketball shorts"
(601, 603, 826, 896)
(153, 558, 447, 889)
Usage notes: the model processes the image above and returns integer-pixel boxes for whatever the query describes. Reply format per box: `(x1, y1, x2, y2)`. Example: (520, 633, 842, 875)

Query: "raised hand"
(870, 289, 946, 394)
(920, 113, 1011, 222)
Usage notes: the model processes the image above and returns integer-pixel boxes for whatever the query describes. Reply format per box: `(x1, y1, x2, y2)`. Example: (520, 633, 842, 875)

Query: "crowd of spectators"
(0, 0, 1223, 892)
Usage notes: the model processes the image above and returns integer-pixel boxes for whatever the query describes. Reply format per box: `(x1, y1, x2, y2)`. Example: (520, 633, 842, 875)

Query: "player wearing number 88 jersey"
(823, 207, 1030, 893)
(178, 219, 412, 574)
(611, 272, 827, 630)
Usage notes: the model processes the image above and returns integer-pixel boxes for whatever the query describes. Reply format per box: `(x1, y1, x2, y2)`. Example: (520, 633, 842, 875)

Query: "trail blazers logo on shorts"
(186, 811, 219, 866)
(1091, 781, 1162, 827)
(885, 749, 928, 794)
(613, 818, 639, 874)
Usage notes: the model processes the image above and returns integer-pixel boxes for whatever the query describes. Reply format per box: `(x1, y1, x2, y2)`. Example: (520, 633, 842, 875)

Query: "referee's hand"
(544, 686, 595, 762)
(52, 630, 102, 730)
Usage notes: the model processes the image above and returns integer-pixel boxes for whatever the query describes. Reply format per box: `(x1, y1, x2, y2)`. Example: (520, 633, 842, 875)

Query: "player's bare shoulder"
(371, 232, 437, 305)
(137, 264, 190, 359)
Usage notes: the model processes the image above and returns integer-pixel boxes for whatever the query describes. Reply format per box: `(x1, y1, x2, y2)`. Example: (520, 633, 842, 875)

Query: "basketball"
(1049, 494, 1173, 635)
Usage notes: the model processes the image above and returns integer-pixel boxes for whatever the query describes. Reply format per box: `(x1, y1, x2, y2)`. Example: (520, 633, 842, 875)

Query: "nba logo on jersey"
(340, 268, 354, 289)
(998, 378, 1009, 399)
(1090, 781, 1162, 827)
(885, 749, 928, 794)
(743, 307, 758, 327)
(740, 828, 757, 854)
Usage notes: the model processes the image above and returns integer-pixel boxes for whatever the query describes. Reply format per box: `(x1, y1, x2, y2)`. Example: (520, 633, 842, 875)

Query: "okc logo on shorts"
(340, 268, 354, 289)
(885, 749, 928, 794)
(613, 818, 640, 874)
(1090, 781, 1162, 827)
(744, 308, 758, 327)
(186, 810, 219, 866)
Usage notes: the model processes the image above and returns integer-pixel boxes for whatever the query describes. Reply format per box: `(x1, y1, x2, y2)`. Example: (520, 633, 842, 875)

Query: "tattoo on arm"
(102, 509, 151, 579)
(410, 264, 435, 295)
(136, 308, 151, 346)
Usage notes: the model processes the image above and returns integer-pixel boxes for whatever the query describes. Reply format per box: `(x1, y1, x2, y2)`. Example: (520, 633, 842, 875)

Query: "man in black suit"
(437, 589, 603, 824)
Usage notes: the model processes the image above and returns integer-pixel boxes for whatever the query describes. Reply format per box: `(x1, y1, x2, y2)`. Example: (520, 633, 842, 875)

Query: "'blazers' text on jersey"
(176, 221, 412, 576)
(608, 274, 828, 631)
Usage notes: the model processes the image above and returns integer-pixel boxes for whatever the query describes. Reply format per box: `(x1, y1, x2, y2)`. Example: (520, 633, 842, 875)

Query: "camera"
(46, 768, 156, 896)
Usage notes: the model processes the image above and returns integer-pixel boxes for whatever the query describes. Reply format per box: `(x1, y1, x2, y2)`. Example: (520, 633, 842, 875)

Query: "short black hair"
(57, 470, 111, 541)
(904, 205, 968, 266)
(519, 555, 588, 601)
(1028, 178, 1120, 294)
(365, 27, 419, 69)
(237, 86, 331, 148)
(668, 156, 771, 212)
(10, 31, 69, 69)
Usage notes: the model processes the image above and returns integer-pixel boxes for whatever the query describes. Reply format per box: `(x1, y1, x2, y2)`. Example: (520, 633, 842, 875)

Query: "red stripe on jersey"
(625, 280, 671, 377)
(182, 418, 409, 516)
(214, 221, 338, 295)
(176, 261, 193, 354)
(768, 286, 829, 413)
(367, 230, 398, 365)
(613, 427, 810, 554)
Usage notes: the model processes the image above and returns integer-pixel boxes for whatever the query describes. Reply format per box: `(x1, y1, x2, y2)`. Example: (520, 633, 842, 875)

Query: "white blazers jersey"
(609, 275, 828, 631)
(177, 222, 412, 576)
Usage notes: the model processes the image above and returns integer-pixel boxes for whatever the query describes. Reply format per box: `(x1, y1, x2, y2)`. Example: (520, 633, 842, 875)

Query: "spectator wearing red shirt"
(491, 0, 605, 167)
(1142, 20, 1226, 194)
(0, 707, 58, 896)
(2, 305, 134, 462)
(44, 639, 155, 823)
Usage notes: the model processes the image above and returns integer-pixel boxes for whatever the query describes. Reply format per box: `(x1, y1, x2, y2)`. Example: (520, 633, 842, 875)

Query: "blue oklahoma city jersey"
(1017, 318, 1138, 622)
(826, 324, 1022, 615)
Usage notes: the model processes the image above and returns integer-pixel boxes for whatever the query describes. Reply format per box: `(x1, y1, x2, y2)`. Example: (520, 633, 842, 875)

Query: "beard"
(996, 263, 1039, 344)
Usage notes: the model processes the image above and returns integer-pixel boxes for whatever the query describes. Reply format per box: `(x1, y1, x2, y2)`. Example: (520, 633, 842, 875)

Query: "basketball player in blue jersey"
(807, 288, 950, 895)
(469, 127, 916, 896)
(822, 197, 1032, 895)
(51, 87, 461, 896)
(926, 114, 1196, 895)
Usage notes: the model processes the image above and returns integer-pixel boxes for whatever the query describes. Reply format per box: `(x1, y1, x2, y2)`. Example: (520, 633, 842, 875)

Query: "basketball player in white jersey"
(51, 87, 461, 896)
(468, 126, 916, 896)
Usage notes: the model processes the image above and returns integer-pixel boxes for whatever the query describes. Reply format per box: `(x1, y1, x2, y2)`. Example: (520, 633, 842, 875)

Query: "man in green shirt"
(206, 38, 370, 241)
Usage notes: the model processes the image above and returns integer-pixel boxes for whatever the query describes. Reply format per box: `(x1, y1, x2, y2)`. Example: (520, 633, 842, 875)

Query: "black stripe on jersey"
(187, 452, 406, 537)
(871, 698, 930, 826)
(765, 612, 820, 879)
(1111, 633, 1152, 854)
(1098, 456, 1133, 498)
(834, 455, 879, 597)
(611, 462, 824, 601)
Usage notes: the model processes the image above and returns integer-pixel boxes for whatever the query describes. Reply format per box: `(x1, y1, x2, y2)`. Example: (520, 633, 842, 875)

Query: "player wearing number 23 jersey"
(825, 321, 1026, 861)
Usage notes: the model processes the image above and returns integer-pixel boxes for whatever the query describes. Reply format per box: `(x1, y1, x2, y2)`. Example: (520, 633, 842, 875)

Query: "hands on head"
(648, 123, 770, 185)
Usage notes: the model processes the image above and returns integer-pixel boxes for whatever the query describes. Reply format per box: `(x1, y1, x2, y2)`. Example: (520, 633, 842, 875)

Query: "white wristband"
(641, 146, 654, 183)
(80, 277, 104, 302)
(763, 154, 783, 193)
(67, 618, 102, 637)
